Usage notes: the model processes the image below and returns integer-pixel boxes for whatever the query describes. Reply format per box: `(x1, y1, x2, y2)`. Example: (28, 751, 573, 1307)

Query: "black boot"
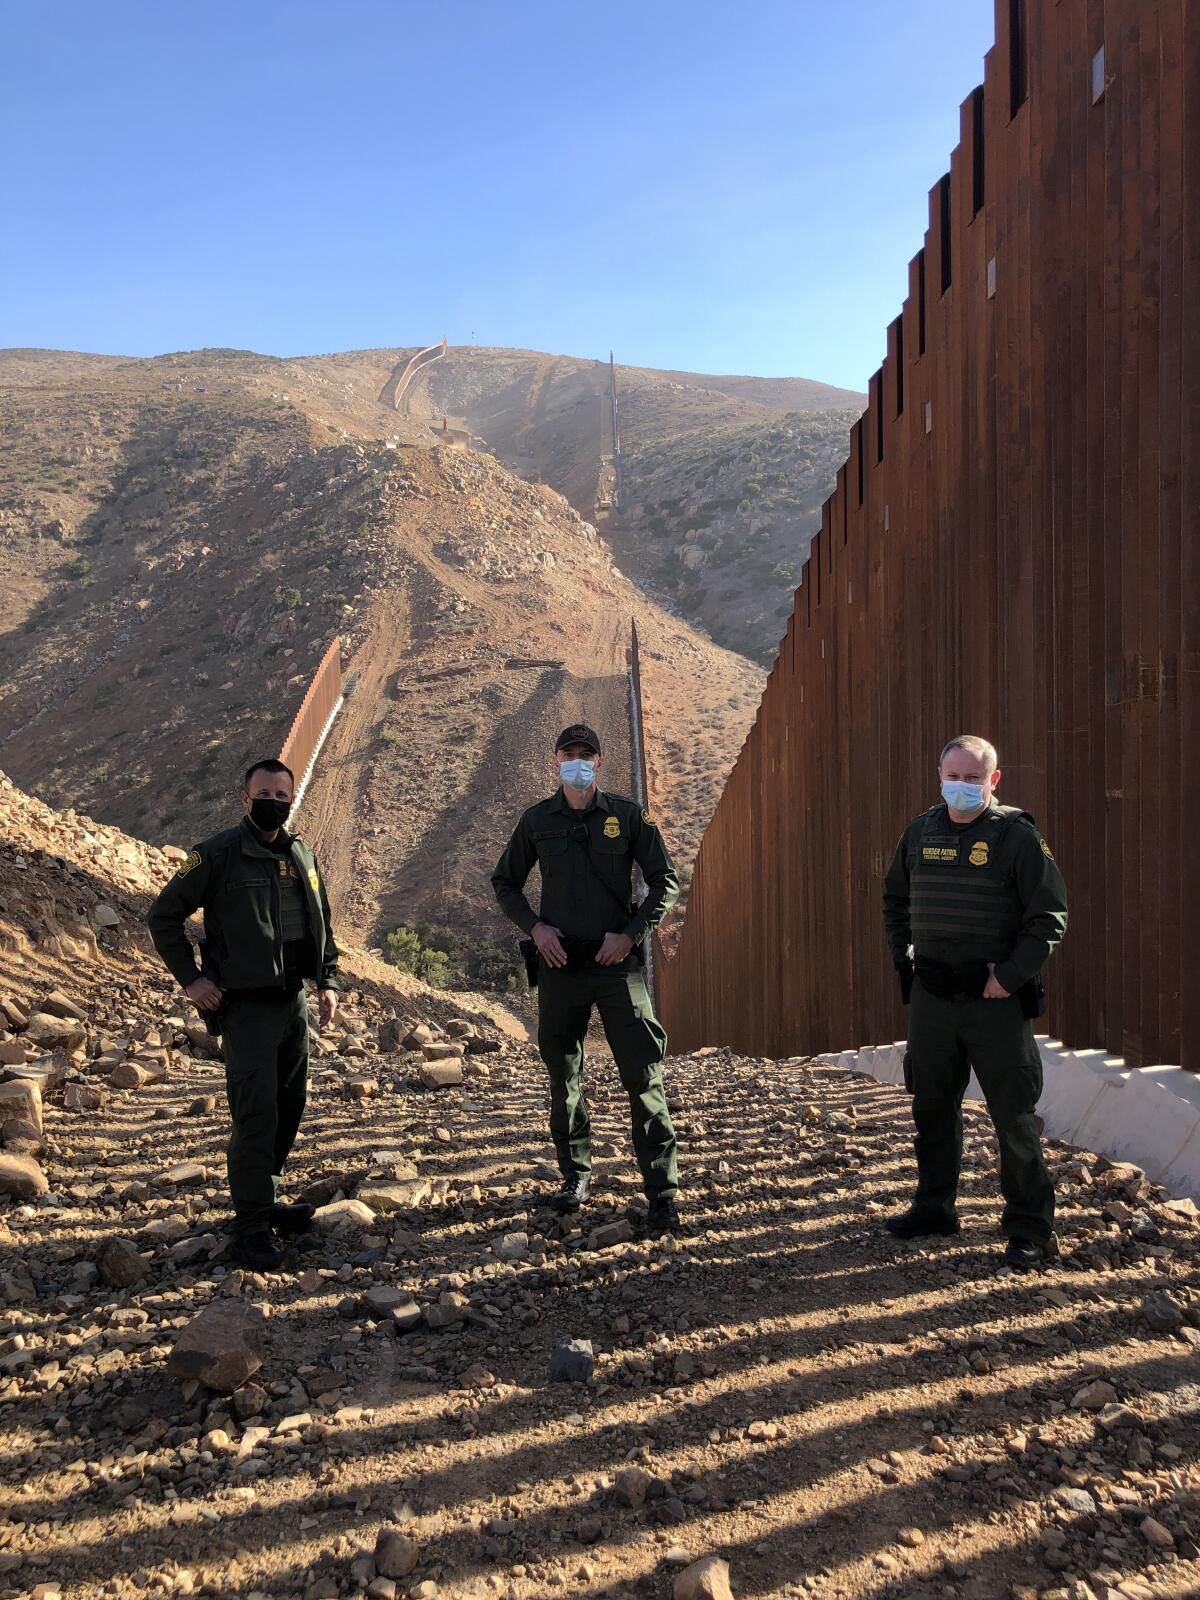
(885, 1208, 961, 1240)
(1004, 1236, 1044, 1270)
(232, 1230, 286, 1271)
(552, 1174, 591, 1212)
(271, 1201, 316, 1235)
(647, 1195, 680, 1234)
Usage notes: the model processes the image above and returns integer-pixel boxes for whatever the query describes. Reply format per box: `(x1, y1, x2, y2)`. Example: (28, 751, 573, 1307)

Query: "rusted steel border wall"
(279, 637, 343, 809)
(656, 0, 1199, 1070)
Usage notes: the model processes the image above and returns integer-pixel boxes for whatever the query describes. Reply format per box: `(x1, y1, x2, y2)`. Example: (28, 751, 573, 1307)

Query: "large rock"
(0, 1079, 42, 1137)
(419, 1062, 463, 1089)
(64, 1082, 107, 1112)
(358, 1179, 431, 1212)
(1142, 1290, 1184, 1333)
(40, 990, 87, 1021)
(167, 1301, 265, 1392)
(108, 1061, 150, 1090)
(361, 1285, 413, 1320)
(0, 1152, 48, 1200)
(402, 1024, 435, 1050)
(92, 904, 122, 929)
(24, 1012, 87, 1051)
(98, 1236, 150, 1287)
(549, 1338, 594, 1383)
(674, 1558, 734, 1600)
(0, 1039, 26, 1066)
(314, 1198, 376, 1232)
(374, 1527, 420, 1579)
(421, 1041, 464, 1062)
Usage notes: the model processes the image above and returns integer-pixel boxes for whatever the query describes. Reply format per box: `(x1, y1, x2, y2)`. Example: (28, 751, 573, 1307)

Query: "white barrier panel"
(816, 1038, 1200, 1203)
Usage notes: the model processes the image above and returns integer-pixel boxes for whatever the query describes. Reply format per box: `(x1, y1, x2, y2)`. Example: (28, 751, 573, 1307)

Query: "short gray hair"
(939, 734, 998, 773)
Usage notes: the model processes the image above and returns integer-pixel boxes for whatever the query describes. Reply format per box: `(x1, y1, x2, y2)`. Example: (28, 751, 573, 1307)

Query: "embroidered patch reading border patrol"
(603, 816, 621, 839)
(922, 846, 957, 862)
(177, 850, 202, 878)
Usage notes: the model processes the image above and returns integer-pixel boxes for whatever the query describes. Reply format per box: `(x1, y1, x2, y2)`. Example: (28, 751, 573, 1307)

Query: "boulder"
(0, 1078, 42, 1137)
(421, 1042, 464, 1062)
(358, 1179, 431, 1212)
(64, 1082, 107, 1112)
(674, 1557, 734, 1600)
(0, 1152, 48, 1199)
(24, 1012, 87, 1051)
(444, 1019, 474, 1039)
(374, 1528, 419, 1579)
(167, 1301, 265, 1392)
(419, 1062, 463, 1089)
(588, 1219, 634, 1250)
(40, 990, 87, 1021)
(97, 1236, 150, 1287)
(313, 1198, 376, 1232)
(614, 1465, 653, 1508)
(0, 1039, 26, 1066)
(1142, 1290, 1184, 1333)
(358, 1285, 403, 1318)
(549, 1338, 594, 1382)
(402, 1024, 436, 1050)
(108, 1061, 150, 1090)
(92, 904, 122, 928)
(157, 1162, 206, 1188)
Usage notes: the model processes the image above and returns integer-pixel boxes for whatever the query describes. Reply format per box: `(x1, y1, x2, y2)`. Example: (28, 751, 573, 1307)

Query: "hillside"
(4, 772, 1200, 1600)
(612, 409, 862, 664)
(0, 348, 763, 963)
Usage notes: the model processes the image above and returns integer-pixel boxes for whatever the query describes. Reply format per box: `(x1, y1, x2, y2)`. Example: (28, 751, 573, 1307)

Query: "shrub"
(63, 555, 92, 578)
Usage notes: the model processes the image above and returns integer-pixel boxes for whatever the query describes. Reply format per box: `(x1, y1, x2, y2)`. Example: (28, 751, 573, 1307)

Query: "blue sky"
(2, 1, 996, 392)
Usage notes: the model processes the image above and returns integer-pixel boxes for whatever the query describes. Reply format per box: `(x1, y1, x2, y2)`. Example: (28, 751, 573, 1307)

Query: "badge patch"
(177, 849, 202, 877)
(1041, 839, 1055, 861)
(603, 816, 621, 840)
(308, 868, 320, 891)
(969, 841, 990, 867)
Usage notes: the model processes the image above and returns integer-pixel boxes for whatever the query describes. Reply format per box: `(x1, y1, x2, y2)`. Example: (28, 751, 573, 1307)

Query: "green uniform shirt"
(883, 800, 1068, 993)
(147, 817, 341, 993)
(491, 788, 679, 944)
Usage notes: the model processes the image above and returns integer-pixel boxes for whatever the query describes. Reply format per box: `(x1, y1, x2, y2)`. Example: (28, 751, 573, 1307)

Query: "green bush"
(383, 927, 450, 987)
(63, 555, 92, 579)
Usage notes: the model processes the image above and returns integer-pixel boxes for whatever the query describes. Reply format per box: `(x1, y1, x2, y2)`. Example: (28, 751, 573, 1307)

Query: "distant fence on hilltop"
(280, 637, 344, 811)
(379, 338, 449, 411)
(656, 0, 1198, 1071)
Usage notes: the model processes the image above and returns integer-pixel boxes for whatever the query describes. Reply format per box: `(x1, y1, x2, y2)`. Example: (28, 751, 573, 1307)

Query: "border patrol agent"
(491, 724, 682, 1231)
(147, 758, 341, 1271)
(882, 734, 1068, 1269)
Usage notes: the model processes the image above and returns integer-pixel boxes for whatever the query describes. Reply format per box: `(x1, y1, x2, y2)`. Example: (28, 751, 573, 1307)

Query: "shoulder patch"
(641, 808, 656, 826)
(1041, 838, 1055, 861)
(176, 849, 202, 878)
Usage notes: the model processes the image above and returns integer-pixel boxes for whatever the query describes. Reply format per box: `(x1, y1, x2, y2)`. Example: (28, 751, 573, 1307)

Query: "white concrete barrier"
(816, 1037, 1200, 1202)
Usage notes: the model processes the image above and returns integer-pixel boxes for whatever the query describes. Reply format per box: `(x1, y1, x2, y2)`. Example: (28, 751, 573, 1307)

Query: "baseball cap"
(555, 723, 601, 755)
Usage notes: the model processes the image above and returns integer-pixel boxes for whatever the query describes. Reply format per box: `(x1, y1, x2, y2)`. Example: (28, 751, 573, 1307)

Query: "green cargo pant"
(221, 989, 309, 1236)
(905, 978, 1054, 1242)
(536, 957, 678, 1199)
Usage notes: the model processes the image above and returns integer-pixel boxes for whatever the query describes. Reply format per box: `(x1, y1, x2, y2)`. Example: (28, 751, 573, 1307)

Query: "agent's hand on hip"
(185, 977, 224, 1012)
(532, 922, 568, 968)
(596, 932, 634, 967)
(983, 964, 1011, 1000)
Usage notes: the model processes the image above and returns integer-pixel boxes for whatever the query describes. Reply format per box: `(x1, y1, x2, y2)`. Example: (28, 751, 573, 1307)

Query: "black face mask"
(248, 797, 291, 831)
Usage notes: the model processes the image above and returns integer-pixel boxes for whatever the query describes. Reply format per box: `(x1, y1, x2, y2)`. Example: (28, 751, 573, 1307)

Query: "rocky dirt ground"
(4, 783, 1200, 1600)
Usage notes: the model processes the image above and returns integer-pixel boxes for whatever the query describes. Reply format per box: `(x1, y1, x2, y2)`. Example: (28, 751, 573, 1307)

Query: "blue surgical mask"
(942, 779, 986, 813)
(559, 758, 596, 791)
